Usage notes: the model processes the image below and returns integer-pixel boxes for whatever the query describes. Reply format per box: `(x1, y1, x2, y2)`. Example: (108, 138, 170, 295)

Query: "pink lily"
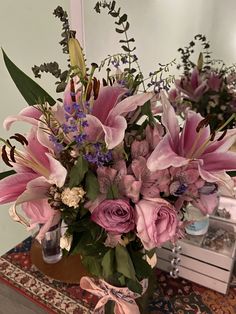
(86, 86, 154, 149)
(3, 106, 42, 130)
(4, 103, 66, 151)
(175, 67, 208, 102)
(207, 71, 222, 92)
(147, 92, 236, 193)
(0, 127, 67, 240)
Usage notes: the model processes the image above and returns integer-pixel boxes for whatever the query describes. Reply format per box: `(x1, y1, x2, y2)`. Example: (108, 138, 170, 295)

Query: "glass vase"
(41, 222, 62, 264)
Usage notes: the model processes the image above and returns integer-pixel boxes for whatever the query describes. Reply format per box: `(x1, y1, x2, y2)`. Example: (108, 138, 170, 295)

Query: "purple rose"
(136, 198, 178, 250)
(91, 199, 135, 234)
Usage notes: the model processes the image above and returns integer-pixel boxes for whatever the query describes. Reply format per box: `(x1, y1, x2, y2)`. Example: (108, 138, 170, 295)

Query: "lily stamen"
(191, 113, 235, 159)
(187, 126, 206, 158)
(6, 145, 51, 178)
(217, 129, 227, 141)
(1, 145, 13, 167)
(210, 131, 216, 141)
(196, 116, 210, 133)
(10, 146, 16, 162)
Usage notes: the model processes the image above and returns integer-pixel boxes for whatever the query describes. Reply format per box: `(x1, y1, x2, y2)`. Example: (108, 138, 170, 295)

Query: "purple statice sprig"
(84, 142, 112, 166)
(49, 134, 64, 153)
(64, 102, 86, 121)
(146, 60, 176, 93)
(62, 99, 89, 148)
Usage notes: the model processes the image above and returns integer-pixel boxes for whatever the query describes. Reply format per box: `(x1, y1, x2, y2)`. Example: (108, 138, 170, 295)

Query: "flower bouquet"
(168, 34, 236, 130)
(1, 2, 236, 313)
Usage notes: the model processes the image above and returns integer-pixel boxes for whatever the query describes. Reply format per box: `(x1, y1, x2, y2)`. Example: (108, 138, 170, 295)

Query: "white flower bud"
(60, 234, 73, 251)
(61, 187, 86, 208)
(146, 253, 157, 268)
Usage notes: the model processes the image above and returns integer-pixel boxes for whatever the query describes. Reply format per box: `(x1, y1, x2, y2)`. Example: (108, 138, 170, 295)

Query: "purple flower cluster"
(49, 134, 64, 153)
(65, 103, 86, 121)
(74, 134, 87, 145)
(84, 143, 112, 166)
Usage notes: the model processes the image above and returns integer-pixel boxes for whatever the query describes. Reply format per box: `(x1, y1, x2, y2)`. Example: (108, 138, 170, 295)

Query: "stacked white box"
(156, 218, 236, 294)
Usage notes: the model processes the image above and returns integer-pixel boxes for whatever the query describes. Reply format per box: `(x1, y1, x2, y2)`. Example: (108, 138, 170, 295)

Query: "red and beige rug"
(0, 237, 235, 314)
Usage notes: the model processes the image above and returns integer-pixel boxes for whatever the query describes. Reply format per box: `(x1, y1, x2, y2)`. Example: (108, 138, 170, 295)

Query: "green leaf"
(130, 250, 152, 279)
(69, 155, 88, 188)
(146, 248, 156, 258)
(82, 255, 102, 277)
(2, 49, 55, 106)
(85, 171, 100, 200)
(79, 204, 89, 218)
(109, 11, 119, 17)
(107, 183, 119, 199)
(123, 22, 130, 32)
(94, 2, 101, 13)
(121, 45, 134, 53)
(102, 249, 115, 280)
(115, 28, 125, 34)
(110, 1, 116, 11)
(118, 274, 126, 286)
(105, 301, 115, 314)
(0, 170, 15, 180)
(115, 245, 136, 280)
(115, 14, 127, 25)
(119, 38, 135, 43)
(127, 279, 142, 294)
(141, 100, 155, 125)
(227, 170, 236, 177)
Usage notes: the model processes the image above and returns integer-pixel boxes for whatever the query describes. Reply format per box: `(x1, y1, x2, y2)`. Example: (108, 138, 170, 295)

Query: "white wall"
(82, 0, 236, 79)
(0, 0, 69, 255)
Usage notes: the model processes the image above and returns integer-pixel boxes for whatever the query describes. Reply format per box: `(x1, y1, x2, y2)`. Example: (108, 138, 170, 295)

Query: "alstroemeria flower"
(131, 156, 170, 199)
(86, 85, 154, 149)
(147, 92, 236, 194)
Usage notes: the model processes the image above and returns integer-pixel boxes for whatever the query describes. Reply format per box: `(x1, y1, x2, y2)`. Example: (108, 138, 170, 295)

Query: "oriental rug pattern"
(0, 238, 235, 314)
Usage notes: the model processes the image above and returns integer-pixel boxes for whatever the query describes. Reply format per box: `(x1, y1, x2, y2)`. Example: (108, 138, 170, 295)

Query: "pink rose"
(136, 199, 178, 250)
(91, 199, 135, 234)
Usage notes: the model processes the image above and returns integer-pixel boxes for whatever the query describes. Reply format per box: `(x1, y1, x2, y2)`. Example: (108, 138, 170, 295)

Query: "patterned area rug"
(0, 238, 235, 314)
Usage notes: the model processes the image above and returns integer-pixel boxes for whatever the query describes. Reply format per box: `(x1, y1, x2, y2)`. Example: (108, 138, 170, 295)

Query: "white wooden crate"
(156, 218, 236, 294)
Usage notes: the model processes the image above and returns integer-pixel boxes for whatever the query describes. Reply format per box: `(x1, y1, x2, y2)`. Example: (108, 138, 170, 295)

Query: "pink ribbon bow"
(80, 276, 148, 314)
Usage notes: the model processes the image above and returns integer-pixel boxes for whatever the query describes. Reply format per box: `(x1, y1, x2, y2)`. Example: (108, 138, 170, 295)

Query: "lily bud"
(197, 52, 203, 71)
(68, 38, 86, 77)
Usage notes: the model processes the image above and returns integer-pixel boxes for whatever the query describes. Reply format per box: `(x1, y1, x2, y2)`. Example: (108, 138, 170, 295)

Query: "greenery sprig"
(31, 6, 78, 93)
(177, 34, 211, 74)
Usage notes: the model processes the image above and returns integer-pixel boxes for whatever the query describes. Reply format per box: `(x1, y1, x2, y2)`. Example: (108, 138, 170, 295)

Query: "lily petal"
(204, 128, 236, 154)
(192, 192, 218, 214)
(147, 135, 188, 171)
(25, 127, 50, 169)
(0, 173, 38, 204)
(46, 153, 67, 187)
(202, 151, 236, 172)
(179, 110, 210, 157)
(198, 167, 234, 194)
(3, 106, 41, 130)
(110, 92, 153, 118)
(86, 114, 127, 149)
(160, 91, 179, 145)
(92, 85, 127, 123)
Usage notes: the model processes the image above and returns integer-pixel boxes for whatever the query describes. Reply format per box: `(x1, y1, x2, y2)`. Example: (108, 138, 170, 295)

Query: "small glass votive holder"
(41, 222, 63, 264)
